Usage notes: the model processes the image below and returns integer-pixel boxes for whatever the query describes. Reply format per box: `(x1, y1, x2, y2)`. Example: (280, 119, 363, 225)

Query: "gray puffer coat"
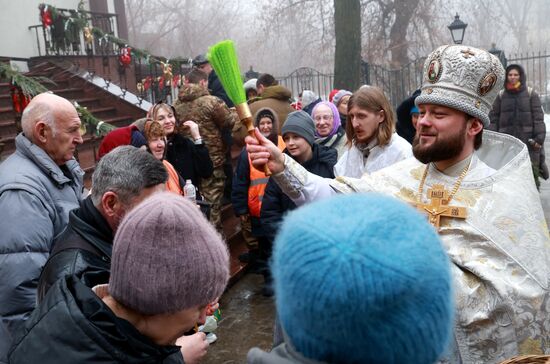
(0, 133, 83, 334)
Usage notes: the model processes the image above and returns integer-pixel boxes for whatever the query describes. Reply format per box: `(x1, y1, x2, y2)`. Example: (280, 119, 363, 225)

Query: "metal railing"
(27, 7, 195, 106)
(277, 67, 335, 101)
(29, 8, 118, 57)
(507, 51, 550, 112)
(275, 59, 425, 109)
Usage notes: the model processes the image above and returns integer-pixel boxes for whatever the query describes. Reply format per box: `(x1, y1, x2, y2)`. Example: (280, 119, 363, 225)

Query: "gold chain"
(417, 159, 472, 204)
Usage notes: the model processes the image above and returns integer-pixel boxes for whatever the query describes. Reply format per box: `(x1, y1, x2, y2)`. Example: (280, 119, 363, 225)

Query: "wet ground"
(203, 273, 275, 364)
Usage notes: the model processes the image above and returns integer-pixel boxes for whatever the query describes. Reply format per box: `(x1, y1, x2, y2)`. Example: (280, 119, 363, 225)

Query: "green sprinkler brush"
(208, 40, 270, 175)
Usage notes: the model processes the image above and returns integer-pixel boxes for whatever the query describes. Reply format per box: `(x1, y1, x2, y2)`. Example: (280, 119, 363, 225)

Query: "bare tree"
(125, 0, 242, 58)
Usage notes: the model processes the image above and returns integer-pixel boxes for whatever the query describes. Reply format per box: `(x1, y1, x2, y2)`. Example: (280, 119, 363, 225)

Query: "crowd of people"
(0, 43, 549, 363)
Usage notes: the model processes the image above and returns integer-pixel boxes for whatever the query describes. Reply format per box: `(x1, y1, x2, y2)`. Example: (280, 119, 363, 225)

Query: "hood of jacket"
(9, 277, 181, 363)
(505, 64, 527, 91)
(253, 107, 280, 145)
(178, 83, 209, 103)
(261, 85, 292, 101)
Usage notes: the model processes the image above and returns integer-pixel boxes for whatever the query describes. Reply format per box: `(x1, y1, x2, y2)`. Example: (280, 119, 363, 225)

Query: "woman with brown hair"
(143, 120, 184, 194)
(334, 86, 412, 178)
(149, 101, 213, 193)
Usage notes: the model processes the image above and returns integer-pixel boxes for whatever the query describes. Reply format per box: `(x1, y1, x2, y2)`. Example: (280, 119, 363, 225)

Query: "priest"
(246, 45, 550, 363)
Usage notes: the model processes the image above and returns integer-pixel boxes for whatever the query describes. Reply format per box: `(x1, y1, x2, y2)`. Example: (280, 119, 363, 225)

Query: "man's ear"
(34, 121, 48, 143)
(468, 118, 483, 137)
(101, 191, 120, 218)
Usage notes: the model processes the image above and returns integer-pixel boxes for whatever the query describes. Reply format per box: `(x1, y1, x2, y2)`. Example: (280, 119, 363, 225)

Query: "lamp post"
(489, 43, 507, 68)
(448, 13, 468, 45)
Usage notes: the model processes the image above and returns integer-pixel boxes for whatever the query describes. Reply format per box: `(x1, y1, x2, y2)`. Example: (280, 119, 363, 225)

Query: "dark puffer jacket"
(261, 144, 337, 242)
(37, 196, 113, 303)
(165, 133, 214, 190)
(8, 276, 183, 363)
(488, 64, 546, 168)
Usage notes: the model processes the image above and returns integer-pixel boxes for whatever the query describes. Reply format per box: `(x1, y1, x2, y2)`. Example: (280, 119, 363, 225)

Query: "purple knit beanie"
(312, 101, 341, 138)
(109, 192, 229, 315)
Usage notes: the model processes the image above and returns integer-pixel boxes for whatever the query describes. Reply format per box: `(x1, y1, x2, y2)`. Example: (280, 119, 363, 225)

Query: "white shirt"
(334, 133, 413, 178)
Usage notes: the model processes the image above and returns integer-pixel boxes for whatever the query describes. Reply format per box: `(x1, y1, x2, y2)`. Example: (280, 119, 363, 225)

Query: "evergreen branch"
(0, 63, 52, 97)
(74, 102, 116, 137)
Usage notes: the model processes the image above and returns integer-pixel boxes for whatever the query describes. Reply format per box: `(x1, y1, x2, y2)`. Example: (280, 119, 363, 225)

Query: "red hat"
(328, 89, 340, 102)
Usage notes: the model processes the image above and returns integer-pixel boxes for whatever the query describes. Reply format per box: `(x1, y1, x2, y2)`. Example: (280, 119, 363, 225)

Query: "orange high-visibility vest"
(247, 136, 285, 217)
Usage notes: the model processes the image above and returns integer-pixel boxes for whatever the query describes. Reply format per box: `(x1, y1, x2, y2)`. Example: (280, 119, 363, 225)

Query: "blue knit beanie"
(273, 194, 453, 364)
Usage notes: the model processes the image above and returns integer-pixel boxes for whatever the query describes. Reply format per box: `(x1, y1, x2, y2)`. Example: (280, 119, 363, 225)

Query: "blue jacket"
(260, 144, 336, 242)
(0, 133, 83, 334)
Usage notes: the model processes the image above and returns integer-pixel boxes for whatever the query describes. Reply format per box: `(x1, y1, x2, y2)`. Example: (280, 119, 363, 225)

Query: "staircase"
(0, 61, 146, 179)
(0, 59, 248, 283)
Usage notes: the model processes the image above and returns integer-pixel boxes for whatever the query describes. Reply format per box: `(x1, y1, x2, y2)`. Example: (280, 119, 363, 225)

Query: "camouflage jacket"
(174, 84, 238, 168)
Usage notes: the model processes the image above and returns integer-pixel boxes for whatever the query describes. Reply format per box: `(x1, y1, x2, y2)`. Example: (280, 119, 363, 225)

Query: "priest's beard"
(412, 122, 467, 164)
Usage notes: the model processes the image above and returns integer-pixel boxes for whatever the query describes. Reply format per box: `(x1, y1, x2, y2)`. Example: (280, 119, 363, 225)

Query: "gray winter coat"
(0, 133, 83, 334)
(488, 64, 546, 168)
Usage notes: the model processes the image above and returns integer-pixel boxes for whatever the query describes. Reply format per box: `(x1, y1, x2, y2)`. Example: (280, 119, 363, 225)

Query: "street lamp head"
(448, 13, 468, 45)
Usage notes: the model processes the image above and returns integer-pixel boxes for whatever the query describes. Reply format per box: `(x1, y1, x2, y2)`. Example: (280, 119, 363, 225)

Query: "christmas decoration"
(37, 3, 195, 71)
(172, 74, 182, 88)
(73, 101, 116, 137)
(119, 46, 132, 67)
(161, 61, 173, 87)
(157, 76, 165, 91)
(83, 26, 93, 45)
(143, 76, 152, 91)
(39, 4, 54, 27)
(136, 82, 144, 93)
(0, 63, 50, 100)
(10, 83, 31, 114)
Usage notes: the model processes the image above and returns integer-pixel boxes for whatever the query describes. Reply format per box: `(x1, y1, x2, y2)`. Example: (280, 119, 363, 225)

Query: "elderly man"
(0, 93, 84, 334)
(36, 146, 210, 364)
(37, 146, 167, 301)
(247, 45, 550, 362)
(8, 193, 229, 363)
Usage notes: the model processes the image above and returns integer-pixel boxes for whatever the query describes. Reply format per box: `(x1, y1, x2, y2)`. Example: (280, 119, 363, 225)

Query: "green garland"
(74, 102, 116, 137)
(0, 63, 51, 97)
(0, 62, 115, 137)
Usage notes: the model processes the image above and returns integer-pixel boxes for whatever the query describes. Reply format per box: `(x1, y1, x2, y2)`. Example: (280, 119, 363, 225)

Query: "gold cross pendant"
(414, 184, 467, 229)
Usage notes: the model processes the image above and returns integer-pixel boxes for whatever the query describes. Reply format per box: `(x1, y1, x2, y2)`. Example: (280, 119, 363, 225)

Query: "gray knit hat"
(282, 111, 316, 146)
(332, 90, 352, 107)
(110, 192, 229, 315)
(415, 44, 505, 127)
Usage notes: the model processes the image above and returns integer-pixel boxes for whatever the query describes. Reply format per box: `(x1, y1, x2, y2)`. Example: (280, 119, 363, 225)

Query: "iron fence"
(275, 60, 425, 109)
(507, 51, 550, 112)
(277, 67, 334, 101)
(365, 58, 426, 109)
(274, 50, 550, 113)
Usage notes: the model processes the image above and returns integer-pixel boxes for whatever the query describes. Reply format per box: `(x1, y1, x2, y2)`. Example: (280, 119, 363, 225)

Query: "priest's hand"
(246, 128, 285, 174)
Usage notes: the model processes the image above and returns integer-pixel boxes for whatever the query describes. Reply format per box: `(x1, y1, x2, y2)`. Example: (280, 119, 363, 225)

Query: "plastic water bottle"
(183, 180, 196, 202)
